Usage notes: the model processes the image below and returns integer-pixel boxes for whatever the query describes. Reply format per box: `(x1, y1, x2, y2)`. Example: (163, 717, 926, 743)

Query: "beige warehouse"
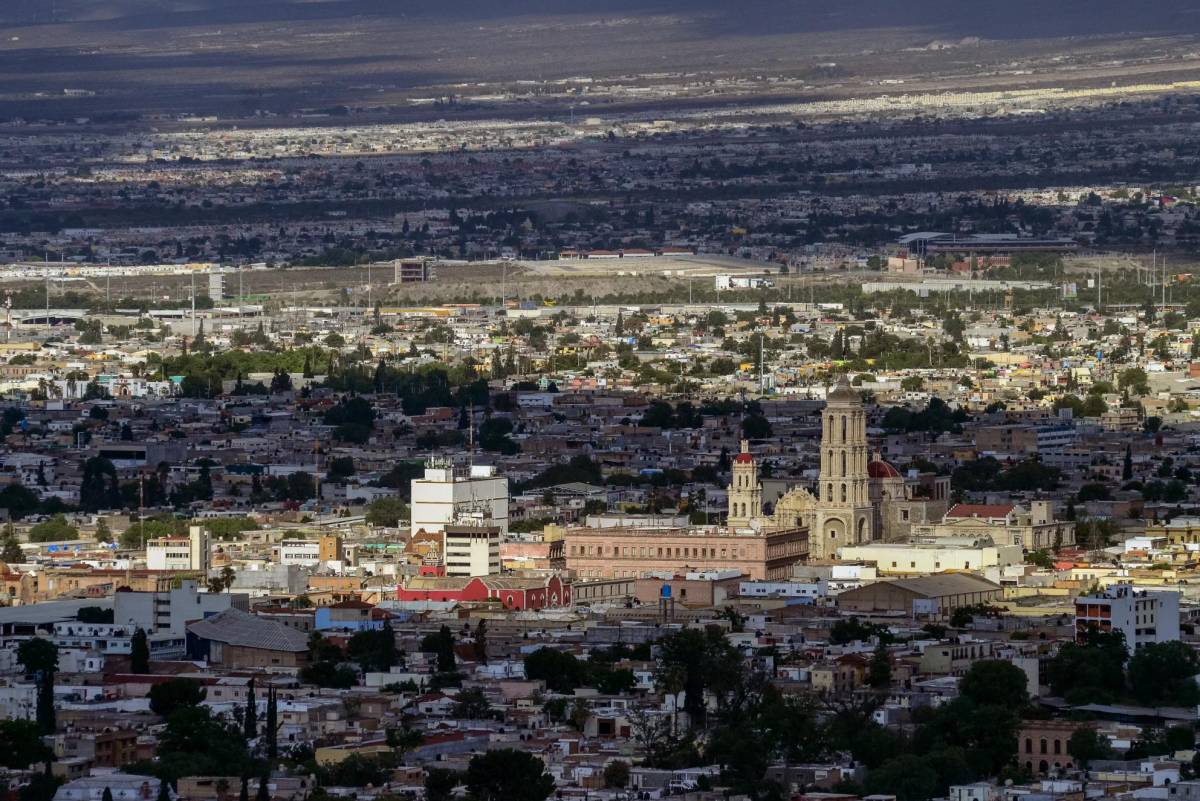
(837, 573, 1002, 618)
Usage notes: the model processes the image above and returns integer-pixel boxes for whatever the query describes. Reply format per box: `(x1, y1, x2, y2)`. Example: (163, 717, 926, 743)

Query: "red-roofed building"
(396, 575, 570, 610)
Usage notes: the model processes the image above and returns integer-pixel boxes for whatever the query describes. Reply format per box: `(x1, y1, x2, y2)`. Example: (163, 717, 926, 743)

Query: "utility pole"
(314, 443, 321, 510)
(1163, 257, 1168, 313)
(191, 270, 197, 337)
(758, 331, 765, 396)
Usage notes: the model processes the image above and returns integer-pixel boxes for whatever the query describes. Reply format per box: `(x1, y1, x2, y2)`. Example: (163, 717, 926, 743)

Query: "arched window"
(1053, 740, 1061, 755)
(1040, 738, 1047, 755)
(841, 452, 847, 476)
(841, 415, 847, 442)
(1025, 738, 1033, 754)
(841, 483, 847, 503)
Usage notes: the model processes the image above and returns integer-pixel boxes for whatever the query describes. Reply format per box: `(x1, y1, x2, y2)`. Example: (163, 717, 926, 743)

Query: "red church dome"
(733, 452, 754, 464)
(867, 459, 902, 479)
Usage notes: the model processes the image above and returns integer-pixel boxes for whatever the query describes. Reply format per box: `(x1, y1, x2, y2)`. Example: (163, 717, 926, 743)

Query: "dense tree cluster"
(1047, 628, 1199, 707)
(952, 457, 1062, 492)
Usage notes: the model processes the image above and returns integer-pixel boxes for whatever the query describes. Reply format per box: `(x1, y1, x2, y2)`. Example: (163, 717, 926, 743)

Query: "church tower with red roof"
(727, 439, 762, 528)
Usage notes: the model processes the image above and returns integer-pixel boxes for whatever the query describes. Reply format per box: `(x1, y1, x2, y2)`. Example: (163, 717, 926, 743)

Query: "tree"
(0, 484, 39, 519)
(1119, 367, 1150, 395)
(150, 705, 253, 786)
(77, 606, 113, 624)
(1068, 726, 1112, 795)
(130, 628, 150, 674)
(656, 627, 742, 726)
(102, 789, 113, 801)
(20, 773, 64, 801)
(265, 686, 278, 761)
(325, 456, 355, 483)
(28, 515, 79, 543)
(1046, 629, 1128, 704)
(148, 677, 206, 717)
(298, 660, 357, 689)
(243, 676, 257, 739)
(1123, 445, 1134, 481)
(17, 638, 57, 735)
(864, 754, 939, 801)
(421, 625, 456, 673)
(957, 660, 1027, 710)
(1078, 483, 1111, 502)
(386, 725, 423, 754)
(742, 414, 772, 439)
(603, 760, 630, 789)
(255, 773, 269, 801)
(479, 417, 519, 454)
(208, 565, 236, 594)
(18, 637, 58, 674)
(472, 618, 488, 666)
(524, 647, 586, 693)
(0, 522, 22, 563)
(1127, 641, 1200, 706)
(347, 621, 399, 673)
(867, 642, 892, 691)
(424, 768, 460, 801)
(324, 396, 375, 444)
(365, 497, 408, 528)
(79, 456, 120, 512)
(270, 369, 293, 394)
(0, 719, 52, 769)
(452, 687, 492, 720)
(465, 749, 556, 801)
(829, 617, 892, 645)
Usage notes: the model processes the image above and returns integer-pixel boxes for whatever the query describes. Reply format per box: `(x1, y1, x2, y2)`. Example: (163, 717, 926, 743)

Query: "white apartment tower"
(410, 460, 509, 537)
(146, 525, 211, 573)
(443, 523, 502, 577)
(1075, 584, 1181, 653)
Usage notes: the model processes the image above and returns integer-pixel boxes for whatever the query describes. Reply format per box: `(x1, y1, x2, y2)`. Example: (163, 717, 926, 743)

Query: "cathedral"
(726, 375, 949, 560)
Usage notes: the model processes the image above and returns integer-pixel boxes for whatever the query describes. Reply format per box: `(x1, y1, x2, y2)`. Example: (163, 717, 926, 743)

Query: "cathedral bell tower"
(727, 439, 762, 528)
(811, 375, 874, 558)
